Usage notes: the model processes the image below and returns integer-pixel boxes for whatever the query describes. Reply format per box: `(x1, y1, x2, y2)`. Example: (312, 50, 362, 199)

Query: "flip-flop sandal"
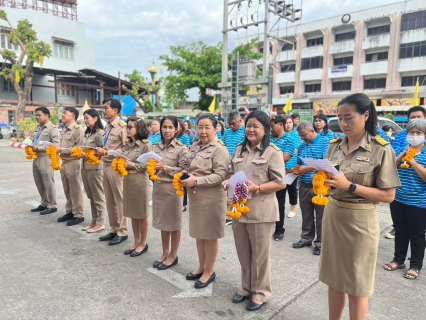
(384, 260, 406, 271)
(404, 268, 420, 280)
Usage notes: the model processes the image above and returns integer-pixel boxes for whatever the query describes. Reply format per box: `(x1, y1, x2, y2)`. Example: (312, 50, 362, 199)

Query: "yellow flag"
(283, 96, 292, 114)
(414, 78, 420, 106)
(208, 97, 216, 113)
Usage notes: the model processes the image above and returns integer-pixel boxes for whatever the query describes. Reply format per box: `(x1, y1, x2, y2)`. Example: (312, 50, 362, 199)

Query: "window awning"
(52, 37, 76, 45)
(364, 16, 392, 28)
(331, 24, 355, 34)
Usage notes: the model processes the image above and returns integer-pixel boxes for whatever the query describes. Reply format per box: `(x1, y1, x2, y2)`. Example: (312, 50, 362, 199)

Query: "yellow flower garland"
(401, 148, 417, 169)
(24, 146, 37, 160)
(173, 172, 185, 196)
(71, 147, 84, 158)
(112, 158, 128, 176)
(227, 182, 250, 219)
(85, 149, 101, 165)
(46, 145, 62, 170)
(146, 159, 158, 181)
(312, 171, 330, 206)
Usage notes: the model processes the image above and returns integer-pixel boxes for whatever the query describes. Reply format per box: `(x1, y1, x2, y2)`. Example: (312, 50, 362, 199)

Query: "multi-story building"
(236, 0, 426, 118)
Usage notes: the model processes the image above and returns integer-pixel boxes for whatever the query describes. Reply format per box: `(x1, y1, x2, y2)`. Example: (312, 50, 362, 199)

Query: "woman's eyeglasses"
(126, 126, 134, 130)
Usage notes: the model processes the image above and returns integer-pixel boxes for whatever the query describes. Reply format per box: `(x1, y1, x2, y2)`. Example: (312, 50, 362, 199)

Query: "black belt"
(301, 182, 313, 188)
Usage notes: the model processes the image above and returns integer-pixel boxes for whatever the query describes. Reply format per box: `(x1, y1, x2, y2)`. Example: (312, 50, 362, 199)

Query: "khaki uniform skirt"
(188, 184, 226, 240)
(123, 171, 150, 220)
(152, 181, 183, 231)
(319, 199, 379, 297)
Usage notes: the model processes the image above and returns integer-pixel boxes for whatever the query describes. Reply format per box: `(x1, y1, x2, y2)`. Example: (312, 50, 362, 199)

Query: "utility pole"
(262, 0, 270, 113)
(221, 0, 229, 117)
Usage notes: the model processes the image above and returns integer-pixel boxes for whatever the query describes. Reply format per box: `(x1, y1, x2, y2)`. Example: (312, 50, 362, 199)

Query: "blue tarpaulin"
(113, 95, 137, 116)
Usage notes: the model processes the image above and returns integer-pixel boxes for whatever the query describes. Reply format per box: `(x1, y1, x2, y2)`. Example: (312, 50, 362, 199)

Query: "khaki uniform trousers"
(232, 219, 275, 302)
(60, 159, 84, 218)
(33, 156, 57, 208)
(103, 165, 128, 236)
(81, 167, 106, 226)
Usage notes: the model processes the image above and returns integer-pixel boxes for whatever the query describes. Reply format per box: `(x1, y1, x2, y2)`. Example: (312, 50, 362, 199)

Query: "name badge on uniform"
(206, 150, 212, 153)
(257, 156, 266, 160)
(134, 149, 140, 152)
(169, 150, 176, 153)
(329, 156, 338, 161)
(356, 156, 372, 163)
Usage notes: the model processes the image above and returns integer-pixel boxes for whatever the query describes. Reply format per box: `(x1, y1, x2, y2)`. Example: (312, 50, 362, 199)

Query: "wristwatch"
(348, 183, 357, 193)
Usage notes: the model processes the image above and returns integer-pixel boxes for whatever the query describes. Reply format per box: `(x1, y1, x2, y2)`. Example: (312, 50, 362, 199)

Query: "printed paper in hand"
(108, 151, 130, 161)
(136, 151, 163, 165)
(226, 171, 252, 199)
(299, 157, 340, 175)
(38, 141, 55, 147)
(286, 173, 298, 185)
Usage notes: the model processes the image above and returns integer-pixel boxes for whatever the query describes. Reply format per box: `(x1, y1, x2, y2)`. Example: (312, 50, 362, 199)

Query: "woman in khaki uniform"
(181, 114, 230, 289)
(122, 117, 152, 257)
(152, 116, 188, 270)
(223, 111, 286, 312)
(320, 94, 400, 320)
(81, 109, 106, 233)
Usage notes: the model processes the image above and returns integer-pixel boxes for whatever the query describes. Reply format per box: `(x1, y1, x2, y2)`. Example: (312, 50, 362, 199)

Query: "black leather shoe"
(99, 233, 117, 241)
(40, 208, 58, 215)
(130, 244, 148, 257)
(246, 300, 265, 311)
(57, 213, 73, 222)
(31, 205, 46, 212)
(157, 257, 178, 270)
(109, 235, 128, 245)
(273, 233, 284, 241)
(66, 217, 84, 226)
(124, 249, 135, 255)
(186, 272, 203, 281)
(194, 272, 216, 289)
(153, 260, 166, 268)
(313, 246, 321, 255)
(232, 293, 249, 303)
(292, 240, 312, 248)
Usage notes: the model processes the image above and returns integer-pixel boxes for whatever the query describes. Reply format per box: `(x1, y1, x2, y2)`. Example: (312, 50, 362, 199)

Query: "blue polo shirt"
(297, 134, 329, 183)
(290, 130, 301, 148)
(177, 133, 191, 146)
(148, 132, 161, 145)
(320, 129, 335, 141)
(272, 133, 297, 170)
(223, 126, 245, 157)
(395, 144, 426, 209)
(216, 131, 224, 141)
(392, 129, 408, 155)
(376, 127, 390, 143)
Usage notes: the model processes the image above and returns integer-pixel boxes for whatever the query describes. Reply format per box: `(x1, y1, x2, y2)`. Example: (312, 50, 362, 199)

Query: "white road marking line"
(0, 186, 21, 195)
(25, 200, 41, 208)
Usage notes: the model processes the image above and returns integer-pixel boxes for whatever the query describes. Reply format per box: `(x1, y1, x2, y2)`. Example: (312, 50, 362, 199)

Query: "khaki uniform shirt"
(153, 139, 189, 182)
(60, 123, 84, 160)
(123, 139, 153, 172)
(32, 121, 60, 156)
(103, 117, 127, 164)
(83, 129, 104, 170)
(230, 143, 286, 223)
(327, 133, 401, 203)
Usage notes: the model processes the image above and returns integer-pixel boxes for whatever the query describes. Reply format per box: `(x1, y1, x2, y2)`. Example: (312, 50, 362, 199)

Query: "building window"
(305, 83, 321, 93)
(280, 64, 295, 72)
(364, 78, 386, 89)
(1, 78, 23, 92)
(335, 31, 355, 42)
(282, 43, 295, 51)
(57, 84, 76, 97)
(259, 46, 272, 54)
(401, 11, 426, 32)
(53, 40, 74, 60)
(0, 29, 20, 51)
(334, 56, 353, 66)
(399, 41, 426, 59)
(332, 81, 351, 91)
(301, 56, 323, 70)
(401, 75, 426, 87)
(366, 51, 388, 62)
(367, 25, 390, 36)
(306, 37, 323, 47)
(280, 86, 294, 94)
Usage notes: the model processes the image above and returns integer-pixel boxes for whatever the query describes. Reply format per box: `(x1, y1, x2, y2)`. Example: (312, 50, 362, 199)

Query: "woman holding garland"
(223, 110, 286, 311)
(180, 114, 230, 289)
(152, 116, 188, 270)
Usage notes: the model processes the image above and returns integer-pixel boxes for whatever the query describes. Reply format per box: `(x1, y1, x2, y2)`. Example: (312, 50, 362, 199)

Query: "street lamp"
(147, 61, 158, 111)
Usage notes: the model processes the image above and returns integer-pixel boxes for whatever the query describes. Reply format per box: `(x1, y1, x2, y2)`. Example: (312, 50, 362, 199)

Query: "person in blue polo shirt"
(313, 114, 334, 141)
(271, 116, 296, 241)
(223, 111, 245, 157)
(148, 119, 161, 145)
(384, 120, 426, 280)
(292, 121, 329, 255)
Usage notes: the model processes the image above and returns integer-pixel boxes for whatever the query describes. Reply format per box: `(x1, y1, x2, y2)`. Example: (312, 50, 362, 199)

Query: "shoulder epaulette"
(270, 143, 280, 151)
(218, 140, 225, 146)
(51, 124, 56, 128)
(96, 128, 100, 132)
(74, 124, 80, 129)
(176, 140, 184, 146)
(373, 136, 389, 146)
(329, 138, 341, 144)
(142, 139, 149, 144)
(119, 120, 126, 128)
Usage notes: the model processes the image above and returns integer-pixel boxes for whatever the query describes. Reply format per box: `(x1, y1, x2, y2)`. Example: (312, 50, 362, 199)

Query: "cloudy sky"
(78, 0, 402, 79)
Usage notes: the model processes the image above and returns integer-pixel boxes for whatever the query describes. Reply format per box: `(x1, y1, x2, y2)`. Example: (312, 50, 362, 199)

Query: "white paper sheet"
(286, 173, 298, 185)
(38, 141, 55, 147)
(226, 171, 252, 199)
(108, 151, 130, 161)
(136, 151, 163, 165)
(299, 157, 340, 175)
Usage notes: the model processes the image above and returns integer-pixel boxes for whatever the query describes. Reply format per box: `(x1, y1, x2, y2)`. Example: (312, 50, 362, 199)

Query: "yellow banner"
(381, 98, 416, 107)
(314, 100, 378, 114)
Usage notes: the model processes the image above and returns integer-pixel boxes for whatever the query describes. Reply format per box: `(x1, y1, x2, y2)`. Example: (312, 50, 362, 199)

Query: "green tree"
(0, 11, 52, 120)
(160, 38, 262, 110)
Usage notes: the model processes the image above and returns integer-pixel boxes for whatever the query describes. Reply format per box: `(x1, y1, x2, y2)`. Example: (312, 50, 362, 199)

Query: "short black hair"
(290, 113, 300, 120)
(313, 113, 330, 136)
(63, 106, 79, 120)
(83, 109, 104, 134)
(381, 125, 391, 132)
(103, 98, 122, 113)
(407, 106, 426, 119)
(35, 107, 50, 117)
(197, 114, 217, 128)
(271, 115, 285, 127)
(127, 117, 149, 140)
(239, 110, 271, 157)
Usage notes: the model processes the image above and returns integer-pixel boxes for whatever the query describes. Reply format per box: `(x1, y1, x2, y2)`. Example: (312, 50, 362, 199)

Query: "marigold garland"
(286, 165, 301, 173)
(401, 148, 417, 169)
(173, 172, 185, 196)
(46, 145, 62, 170)
(71, 147, 84, 158)
(85, 149, 101, 165)
(312, 171, 330, 206)
(112, 157, 128, 176)
(227, 181, 250, 219)
(146, 159, 158, 181)
(24, 146, 37, 160)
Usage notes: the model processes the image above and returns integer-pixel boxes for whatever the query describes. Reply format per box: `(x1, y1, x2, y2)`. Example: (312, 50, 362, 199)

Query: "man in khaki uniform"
(56, 107, 85, 226)
(30, 107, 60, 215)
(96, 99, 128, 245)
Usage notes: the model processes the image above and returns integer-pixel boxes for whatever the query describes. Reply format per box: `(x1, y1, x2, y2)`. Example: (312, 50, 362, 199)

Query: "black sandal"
(384, 260, 406, 271)
(404, 268, 420, 280)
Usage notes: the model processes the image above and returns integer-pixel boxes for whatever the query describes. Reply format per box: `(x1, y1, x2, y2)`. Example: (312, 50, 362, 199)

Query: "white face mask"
(386, 132, 392, 137)
(406, 135, 425, 147)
